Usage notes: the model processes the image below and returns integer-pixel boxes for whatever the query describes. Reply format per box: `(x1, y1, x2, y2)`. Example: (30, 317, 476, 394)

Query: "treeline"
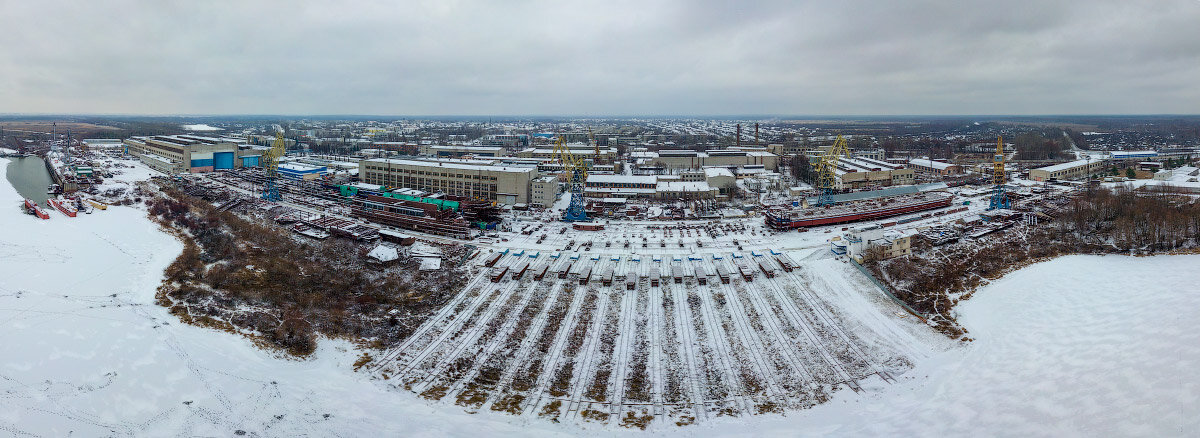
(1012, 130, 1070, 161)
(868, 186, 1200, 337)
(149, 187, 469, 356)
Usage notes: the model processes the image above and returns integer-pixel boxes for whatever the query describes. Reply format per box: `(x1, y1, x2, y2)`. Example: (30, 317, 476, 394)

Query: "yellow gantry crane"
(988, 135, 1010, 210)
(261, 131, 287, 201)
(553, 135, 588, 221)
(815, 135, 850, 206)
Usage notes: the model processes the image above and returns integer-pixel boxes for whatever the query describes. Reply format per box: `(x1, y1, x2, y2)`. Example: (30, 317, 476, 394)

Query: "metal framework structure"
(554, 135, 588, 221)
(988, 135, 1010, 210)
(816, 135, 851, 206)
(261, 132, 287, 202)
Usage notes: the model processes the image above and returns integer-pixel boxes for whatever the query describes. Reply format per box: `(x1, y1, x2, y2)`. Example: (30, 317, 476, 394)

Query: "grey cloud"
(0, 0, 1197, 115)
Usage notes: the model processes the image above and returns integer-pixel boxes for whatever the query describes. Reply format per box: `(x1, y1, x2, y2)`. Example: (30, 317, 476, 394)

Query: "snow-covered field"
(181, 124, 221, 131)
(693, 254, 1200, 436)
(3, 156, 1198, 435)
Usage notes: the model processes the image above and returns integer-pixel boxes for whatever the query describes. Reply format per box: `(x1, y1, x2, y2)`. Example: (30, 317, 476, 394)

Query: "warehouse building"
(359, 158, 537, 205)
(583, 174, 720, 200)
(908, 158, 961, 176)
(419, 145, 507, 158)
(123, 135, 262, 174)
(516, 146, 619, 164)
(645, 149, 779, 171)
(1029, 159, 1108, 182)
(278, 163, 327, 181)
(835, 157, 915, 189)
(1109, 150, 1157, 161)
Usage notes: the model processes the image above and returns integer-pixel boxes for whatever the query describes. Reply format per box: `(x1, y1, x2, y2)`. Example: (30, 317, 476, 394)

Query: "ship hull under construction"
(765, 192, 954, 229)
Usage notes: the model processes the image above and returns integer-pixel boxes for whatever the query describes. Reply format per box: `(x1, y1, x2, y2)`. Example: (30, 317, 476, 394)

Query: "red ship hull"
(48, 198, 77, 217)
(766, 194, 954, 229)
(25, 199, 50, 219)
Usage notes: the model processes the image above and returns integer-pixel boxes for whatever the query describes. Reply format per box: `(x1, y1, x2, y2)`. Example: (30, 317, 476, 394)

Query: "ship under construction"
(763, 191, 955, 229)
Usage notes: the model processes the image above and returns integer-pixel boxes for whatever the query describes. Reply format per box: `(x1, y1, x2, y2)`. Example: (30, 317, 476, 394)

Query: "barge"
(47, 197, 77, 217)
(764, 191, 954, 230)
(25, 199, 50, 219)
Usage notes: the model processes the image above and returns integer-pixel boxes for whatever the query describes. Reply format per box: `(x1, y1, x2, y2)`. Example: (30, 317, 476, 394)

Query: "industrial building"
(123, 135, 263, 174)
(530, 176, 559, 208)
(832, 225, 914, 261)
(641, 149, 779, 171)
(358, 158, 537, 205)
(834, 157, 915, 189)
(517, 146, 618, 164)
(278, 163, 328, 181)
(1109, 150, 1157, 161)
(1029, 159, 1108, 182)
(908, 158, 961, 176)
(583, 173, 720, 200)
(419, 145, 507, 158)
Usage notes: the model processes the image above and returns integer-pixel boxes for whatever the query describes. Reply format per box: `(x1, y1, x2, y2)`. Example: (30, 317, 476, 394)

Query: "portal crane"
(261, 131, 287, 202)
(815, 135, 850, 206)
(988, 135, 1010, 210)
(554, 135, 588, 221)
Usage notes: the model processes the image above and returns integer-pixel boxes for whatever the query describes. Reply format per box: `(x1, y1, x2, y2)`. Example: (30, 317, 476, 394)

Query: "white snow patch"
(181, 124, 222, 131)
(688, 254, 1200, 436)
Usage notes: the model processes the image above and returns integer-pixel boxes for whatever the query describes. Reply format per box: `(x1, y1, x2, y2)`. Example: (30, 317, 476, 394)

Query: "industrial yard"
(1, 108, 1198, 435)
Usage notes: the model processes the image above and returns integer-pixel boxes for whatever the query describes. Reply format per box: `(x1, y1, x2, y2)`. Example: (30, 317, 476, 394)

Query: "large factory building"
(123, 135, 263, 174)
(359, 158, 537, 205)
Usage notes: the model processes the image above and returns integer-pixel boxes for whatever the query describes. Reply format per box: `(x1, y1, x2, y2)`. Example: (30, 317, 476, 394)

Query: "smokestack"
(736, 124, 741, 148)
(755, 123, 760, 146)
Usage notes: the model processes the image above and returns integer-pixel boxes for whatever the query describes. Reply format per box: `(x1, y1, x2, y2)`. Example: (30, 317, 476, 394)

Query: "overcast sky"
(2, 0, 1198, 116)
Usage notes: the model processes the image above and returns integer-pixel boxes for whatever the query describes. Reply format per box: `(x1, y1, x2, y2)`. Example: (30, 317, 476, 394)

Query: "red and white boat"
(25, 199, 50, 219)
(764, 191, 955, 229)
(47, 197, 77, 217)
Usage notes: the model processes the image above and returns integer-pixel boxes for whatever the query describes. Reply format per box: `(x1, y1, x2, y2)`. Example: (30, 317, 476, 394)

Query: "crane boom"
(815, 135, 850, 206)
(554, 135, 588, 221)
(261, 131, 286, 201)
(988, 135, 1010, 210)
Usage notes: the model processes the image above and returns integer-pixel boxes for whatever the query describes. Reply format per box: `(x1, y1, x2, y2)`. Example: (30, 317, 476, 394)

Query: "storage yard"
(371, 246, 930, 425)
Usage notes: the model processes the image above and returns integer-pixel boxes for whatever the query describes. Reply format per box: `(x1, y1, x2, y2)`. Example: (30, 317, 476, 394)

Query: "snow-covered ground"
(0, 158, 572, 436)
(3, 156, 1198, 435)
(692, 254, 1200, 436)
(181, 124, 221, 131)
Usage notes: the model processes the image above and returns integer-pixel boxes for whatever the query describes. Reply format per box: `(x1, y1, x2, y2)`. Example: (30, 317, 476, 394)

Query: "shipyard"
(3, 0, 1200, 435)
(7, 111, 1198, 432)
